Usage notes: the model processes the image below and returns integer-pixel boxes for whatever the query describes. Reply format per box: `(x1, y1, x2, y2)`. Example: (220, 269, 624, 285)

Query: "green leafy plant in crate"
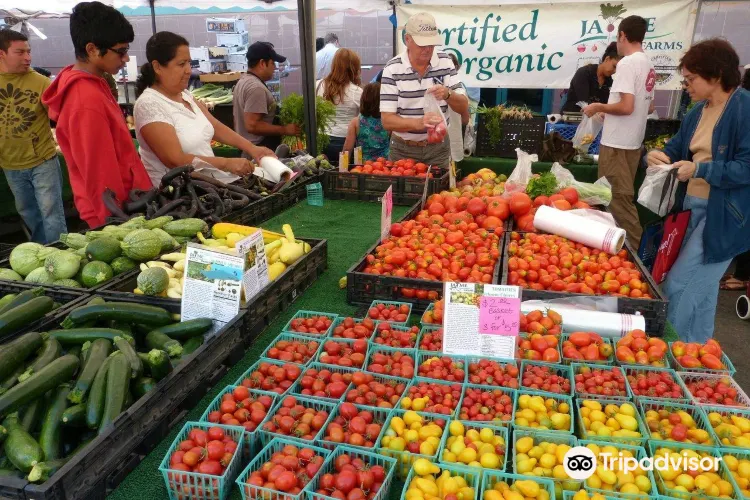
(279, 93, 336, 155)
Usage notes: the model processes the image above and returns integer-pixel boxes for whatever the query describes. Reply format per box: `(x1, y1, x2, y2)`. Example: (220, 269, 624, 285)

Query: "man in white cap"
(380, 12, 468, 168)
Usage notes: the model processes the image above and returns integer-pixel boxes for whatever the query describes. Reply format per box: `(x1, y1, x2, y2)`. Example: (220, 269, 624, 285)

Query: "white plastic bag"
(423, 92, 448, 144)
(463, 122, 476, 156)
(550, 162, 613, 206)
(572, 102, 604, 153)
(502, 148, 537, 199)
(637, 165, 678, 216)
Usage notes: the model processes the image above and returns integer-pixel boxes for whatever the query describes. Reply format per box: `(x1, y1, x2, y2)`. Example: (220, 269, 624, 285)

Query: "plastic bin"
(306, 182, 324, 206)
(571, 363, 631, 399)
(318, 403, 392, 451)
(288, 362, 356, 403)
(622, 365, 691, 403)
(519, 360, 574, 396)
(258, 394, 337, 447)
(476, 114, 547, 158)
(307, 445, 397, 500)
(403, 377, 465, 418)
(281, 310, 339, 338)
(233, 358, 305, 396)
(437, 420, 509, 471)
(259, 332, 325, 366)
(576, 398, 646, 446)
(458, 382, 517, 428)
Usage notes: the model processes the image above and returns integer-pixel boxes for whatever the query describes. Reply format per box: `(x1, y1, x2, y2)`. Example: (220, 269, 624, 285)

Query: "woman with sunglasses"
(646, 38, 750, 342)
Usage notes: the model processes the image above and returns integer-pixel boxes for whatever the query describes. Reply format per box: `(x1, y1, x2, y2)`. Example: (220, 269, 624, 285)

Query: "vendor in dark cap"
(233, 41, 301, 153)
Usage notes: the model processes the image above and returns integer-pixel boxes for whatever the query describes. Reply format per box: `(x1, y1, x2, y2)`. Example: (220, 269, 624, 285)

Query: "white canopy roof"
(0, 0, 390, 13)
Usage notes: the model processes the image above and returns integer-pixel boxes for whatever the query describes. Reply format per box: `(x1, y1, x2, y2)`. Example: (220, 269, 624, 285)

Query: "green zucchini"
(60, 303, 172, 329)
(0, 288, 43, 316)
(48, 328, 134, 346)
(60, 403, 86, 427)
(98, 353, 131, 433)
(39, 384, 70, 461)
(27, 457, 68, 483)
(3, 417, 43, 472)
(66, 345, 81, 359)
(0, 467, 24, 478)
(181, 335, 204, 357)
(81, 341, 91, 366)
(0, 297, 54, 339)
(137, 350, 172, 381)
(17, 338, 62, 383)
(0, 365, 25, 395)
(145, 331, 182, 358)
(19, 397, 45, 433)
(0, 331, 45, 381)
(79, 296, 106, 328)
(69, 339, 111, 404)
(0, 355, 79, 418)
(0, 294, 17, 312)
(148, 318, 212, 341)
(113, 336, 142, 379)
(124, 390, 133, 409)
(85, 356, 113, 429)
(131, 377, 156, 399)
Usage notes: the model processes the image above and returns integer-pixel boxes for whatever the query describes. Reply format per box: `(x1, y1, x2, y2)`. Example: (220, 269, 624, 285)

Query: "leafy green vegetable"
(278, 93, 336, 155)
(526, 172, 558, 198)
(477, 104, 535, 144)
(574, 181, 612, 205)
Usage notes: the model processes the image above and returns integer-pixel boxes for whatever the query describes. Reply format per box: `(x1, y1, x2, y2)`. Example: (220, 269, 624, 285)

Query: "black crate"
(2, 296, 247, 500)
(475, 115, 546, 158)
(322, 167, 450, 206)
(0, 243, 13, 261)
(226, 175, 320, 226)
(500, 232, 668, 336)
(644, 119, 681, 143)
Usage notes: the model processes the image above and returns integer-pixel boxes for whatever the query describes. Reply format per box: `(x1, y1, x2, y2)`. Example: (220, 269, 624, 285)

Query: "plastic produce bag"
(637, 165, 678, 216)
(502, 148, 537, 199)
(463, 122, 476, 156)
(572, 102, 604, 153)
(550, 162, 612, 206)
(423, 92, 448, 144)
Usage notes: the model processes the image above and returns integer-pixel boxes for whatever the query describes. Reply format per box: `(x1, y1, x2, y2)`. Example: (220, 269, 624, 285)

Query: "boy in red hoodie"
(43, 1, 151, 228)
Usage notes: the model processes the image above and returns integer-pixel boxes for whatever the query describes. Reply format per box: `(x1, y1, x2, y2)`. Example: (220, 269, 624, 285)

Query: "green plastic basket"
(375, 409, 449, 479)
(575, 398, 645, 446)
(702, 404, 750, 451)
(402, 376, 465, 418)
(402, 462, 482, 500)
(235, 436, 331, 500)
(560, 334, 615, 366)
(260, 332, 325, 366)
(676, 371, 750, 408)
(318, 403, 392, 451)
(517, 333, 563, 364)
(512, 429, 580, 493)
(159, 422, 245, 500)
(562, 491, 621, 500)
(345, 371, 411, 410)
(366, 300, 413, 324)
(330, 316, 380, 340)
(421, 303, 441, 326)
(259, 394, 337, 447)
(513, 389, 574, 434)
(636, 398, 716, 447)
(233, 358, 305, 396)
(571, 363, 632, 400)
(198, 385, 279, 459)
(481, 470, 556, 500)
(577, 439, 657, 499)
(417, 325, 443, 352)
(306, 182, 324, 206)
(437, 419, 509, 471)
(369, 323, 420, 349)
(308, 445, 398, 500)
(314, 337, 371, 369)
(457, 382, 517, 428)
(622, 365, 691, 403)
(716, 448, 750, 499)
(281, 310, 339, 338)
(416, 351, 468, 384)
(465, 356, 520, 389)
(288, 362, 356, 403)
(520, 360, 574, 397)
(667, 342, 736, 375)
(365, 345, 417, 379)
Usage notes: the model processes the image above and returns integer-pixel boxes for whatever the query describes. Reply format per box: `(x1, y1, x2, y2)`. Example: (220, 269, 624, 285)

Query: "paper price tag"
(354, 147, 363, 166)
(381, 186, 393, 242)
(479, 296, 521, 336)
(421, 165, 432, 209)
(449, 161, 456, 189)
(237, 230, 269, 302)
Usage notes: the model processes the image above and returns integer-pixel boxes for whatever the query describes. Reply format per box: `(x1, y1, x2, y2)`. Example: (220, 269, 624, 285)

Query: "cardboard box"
(206, 17, 246, 34)
(216, 32, 249, 48)
(199, 72, 242, 83)
(198, 60, 228, 73)
(227, 62, 247, 72)
(189, 46, 229, 61)
(227, 53, 247, 64)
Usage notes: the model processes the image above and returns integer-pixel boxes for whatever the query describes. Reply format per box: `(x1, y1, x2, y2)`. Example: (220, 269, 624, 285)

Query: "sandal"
(721, 277, 747, 290)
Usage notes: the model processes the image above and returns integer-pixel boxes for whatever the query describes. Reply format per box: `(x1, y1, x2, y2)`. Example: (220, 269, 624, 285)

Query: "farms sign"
(396, 0, 696, 90)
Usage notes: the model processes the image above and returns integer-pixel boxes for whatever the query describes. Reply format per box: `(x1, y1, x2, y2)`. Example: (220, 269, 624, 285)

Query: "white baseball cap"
(405, 12, 442, 47)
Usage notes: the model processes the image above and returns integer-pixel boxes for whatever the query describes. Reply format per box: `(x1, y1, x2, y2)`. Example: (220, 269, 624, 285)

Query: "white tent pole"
(298, 0, 317, 155)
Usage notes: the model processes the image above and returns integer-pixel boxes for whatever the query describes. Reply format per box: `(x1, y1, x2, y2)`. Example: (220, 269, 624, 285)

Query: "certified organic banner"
(396, 1, 696, 90)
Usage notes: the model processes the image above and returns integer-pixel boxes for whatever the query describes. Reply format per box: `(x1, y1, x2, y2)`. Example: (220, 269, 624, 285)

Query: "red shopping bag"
(651, 209, 691, 284)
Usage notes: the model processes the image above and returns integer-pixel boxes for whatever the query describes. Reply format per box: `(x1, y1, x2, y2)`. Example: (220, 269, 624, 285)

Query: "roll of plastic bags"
(257, 156, 294, 183)
(533, 205, 626, 254)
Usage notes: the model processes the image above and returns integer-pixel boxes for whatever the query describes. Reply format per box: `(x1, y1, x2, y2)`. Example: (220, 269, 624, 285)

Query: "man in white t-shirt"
(584, 15, 655, 248)
(316, 33, 339, 80)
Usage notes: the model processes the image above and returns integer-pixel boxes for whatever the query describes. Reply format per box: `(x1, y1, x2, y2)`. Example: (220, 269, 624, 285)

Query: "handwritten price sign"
(479, 296, 520, 336)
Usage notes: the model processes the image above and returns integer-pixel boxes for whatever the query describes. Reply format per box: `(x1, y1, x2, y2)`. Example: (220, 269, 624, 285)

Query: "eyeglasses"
(107, 46, 130, 58)
(681, 75, 697, 88)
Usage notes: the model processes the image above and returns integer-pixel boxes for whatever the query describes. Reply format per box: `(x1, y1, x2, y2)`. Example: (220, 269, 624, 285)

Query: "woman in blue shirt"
(343, 83, 390, 161)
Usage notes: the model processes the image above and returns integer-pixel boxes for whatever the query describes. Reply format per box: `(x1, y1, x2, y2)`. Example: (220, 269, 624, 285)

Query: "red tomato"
(509, 193, 532, 216)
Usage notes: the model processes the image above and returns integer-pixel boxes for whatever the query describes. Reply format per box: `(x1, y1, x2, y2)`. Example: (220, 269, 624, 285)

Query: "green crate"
(402, 462, 482, 500)
(517, 333, 563, 364)
(314, 337, 371, 369)
(512, 429, 580, 494)
(416, 351, 468, 384)
(575, 398, 645, 446)
(318, 403, 392, 451)
(369, 323, 421, 349)
(437, 419, 509, 471)
(458, 382, 517, 428)
(288, 362, 356, 403)
(417, 325, 443, 352)
(481, 470, 556, 500)
(513, 389, 574, 434)
(330, 316, 380, 340)
(198, 385, 279, 459)
(235, 436, 331, 500)
(621, 365, 691, 403)
(420, 303, 440, 326)
(637, 398, 716, 447)
(402, 377, 465, 418)
(702, 405, 750, 451)
(308, 445, 398, 500)
(345, 371, 411, 410)
(577, 439, 657, 499)
(465, 356, 521, 390)
(716, 448, 750, 499)
(259, 394, 337, 447)
(367, 300, 413, 325)
(375, 409, 449, 479)
(667, 342, 736, 375)
(365, 345, 417, 379)
(571, 363, 632, 400)
(260, 332, 325, 365)
(233, 358, 305, 396)
(560, 334, 615, 366)
(520, 360, 574, 396)
(676, 371, 750, 408)
(159, 422, 246, 500)
(562, 491, 620, 500)
(281, 310, 339, 338)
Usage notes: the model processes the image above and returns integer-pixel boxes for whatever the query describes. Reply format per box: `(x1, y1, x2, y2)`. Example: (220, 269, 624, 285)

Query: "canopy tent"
(0, 0, 390, 13)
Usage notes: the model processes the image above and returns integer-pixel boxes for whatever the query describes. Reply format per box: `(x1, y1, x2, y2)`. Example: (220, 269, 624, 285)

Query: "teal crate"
(199, 385, 279, 459)
(366, 300, 413, 324)
(577, 440, 657, 499)
(260, 332, 326, 365)
(236, 436, 331, 500)
(308, 445, 397, 500)
(512, 429, 580, 493)
(233, 358, 305, 396)
(437, 419, 509, 471)
(159, 422, 245, 500)
(317, 403, 393, 452)
(417, 325, 443, 352)
(513, 389, 574, 434)
(562, 491, 621, 500)
(676, 371, 750, 408)
(517, 333, 563, 364)
(314, 336, 370, 369)
(571, 363, 632, 400)
(560, 334, 615, 365)
(282, 311, 339, 338)
(330, 316, 379, 340)
(416, 351, 468, 384)
(668, 342, 736, 375)
(703, 405, 750, 451)
(576, 398, 645, 446)
(403, 377, 465, 418)
(465, 356, 520, 390)
(621, 365, 691, 403)
(375, 409, 449, 479)
(259, 394, 337, 447)
(369, 323, 420, 349)
(520, 360, 574, 397)
(481, 470, 555, 500)
(717, 448, 750, 499)
(365, 345, 417, 379)
(289, 362, 356, 403)
(402, 462, 482, 500)
(306, 182, 324, 206)
(458, 383, 517, 428)
(420, 303, 440, 326)
(637, 398, 716, 447)
(345, 371, 410, 410)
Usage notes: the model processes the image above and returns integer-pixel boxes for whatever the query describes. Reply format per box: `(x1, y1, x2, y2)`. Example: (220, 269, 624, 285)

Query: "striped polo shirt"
(380, 50, 466, 142)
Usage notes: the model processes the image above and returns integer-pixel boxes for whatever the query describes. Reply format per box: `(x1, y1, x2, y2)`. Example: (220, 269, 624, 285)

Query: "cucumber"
(145, 330, 182, 358)
(85, 356, 113, 429)
(60, 403, 86, 427)
(19, 397, 45, 433)
(0, 294, 17, 312)
(60, 303, 173, 329)
(131, 377, 156, 399)
(113, 336, 142, 379)
(98, 353, 131, 433)
(0, 297, 54, 339)
(0, 288, 43, 316)
(0, 355, 79, 418)
(147, 318, 212, 341)
(137, 350, 172, 381)
(27, 457, 68, 483)
(181, 335, 204, 357)
(18, 338, 62, 383)
(48, 329, 134, 346)
(3, 417, 43, 472)
(0, 331, 45, 381)
(0, 365, 25, 395)
(69, 339, 111, 404)
(40, 384, 70, 461)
